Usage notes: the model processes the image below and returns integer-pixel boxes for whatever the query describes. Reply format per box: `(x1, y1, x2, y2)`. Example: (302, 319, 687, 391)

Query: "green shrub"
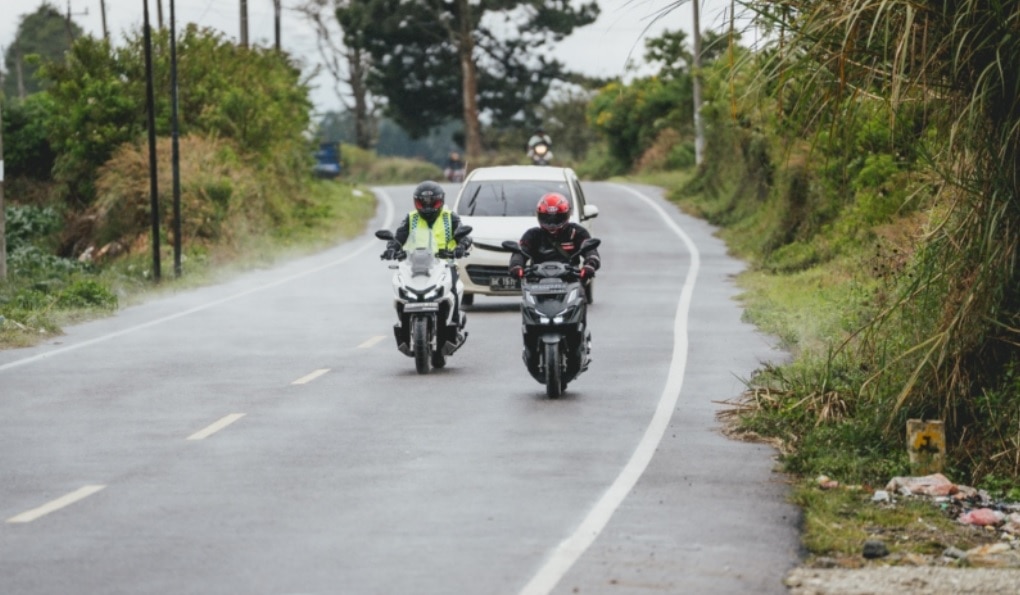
(55, 279, 118, 310)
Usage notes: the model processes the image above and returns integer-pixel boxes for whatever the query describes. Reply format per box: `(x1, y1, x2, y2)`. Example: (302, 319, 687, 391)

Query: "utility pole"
(143, 0, 162, 282)
(15, 43, 26, 100)
(0, 97, 7, 280)
(240, 0, 249, 48)
(692, 0, 705, 167)
(100, 0, 109, 41)
(156, 0, 164, 30)
(170, 0, 182, 277)
(64, 1, 88, 44)
(274, 0, 281, 51)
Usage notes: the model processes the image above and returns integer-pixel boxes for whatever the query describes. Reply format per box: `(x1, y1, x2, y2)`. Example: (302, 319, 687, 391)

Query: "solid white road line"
(0, 189, 397, 374)
(357, 335, 385, 349)
(518, 184, 702, 595)
(292, 368, 331, 385)
(186, 413, 246, 441)
(6, 485, 107, 524)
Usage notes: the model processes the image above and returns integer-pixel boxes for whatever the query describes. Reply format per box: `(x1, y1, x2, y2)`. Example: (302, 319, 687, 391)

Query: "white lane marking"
(7, 484, 107, 524)
(292, 368, 331, 385)
(0, 189, 397, 374)
(518, 184, 702, 595)
(357, 335, 385, 349)
(187, 413, 246, 441)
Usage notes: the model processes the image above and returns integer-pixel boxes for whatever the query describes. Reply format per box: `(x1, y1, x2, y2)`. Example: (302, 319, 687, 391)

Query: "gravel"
(786, 567, 1020, 594)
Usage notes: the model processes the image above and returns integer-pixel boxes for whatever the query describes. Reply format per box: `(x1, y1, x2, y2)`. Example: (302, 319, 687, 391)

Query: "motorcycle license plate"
(489, 276, 520, 291)
(403, 302, 439, 313)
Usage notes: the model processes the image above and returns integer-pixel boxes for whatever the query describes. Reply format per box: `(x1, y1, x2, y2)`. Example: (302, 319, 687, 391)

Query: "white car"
(452, 165, 599, 305)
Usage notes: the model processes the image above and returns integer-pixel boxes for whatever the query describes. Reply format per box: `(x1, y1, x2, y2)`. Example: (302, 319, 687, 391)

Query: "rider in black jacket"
(508, 193, 601, 280)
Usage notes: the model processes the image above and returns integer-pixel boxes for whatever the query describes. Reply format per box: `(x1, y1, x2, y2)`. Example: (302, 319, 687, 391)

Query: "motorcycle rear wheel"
(412, 317, 431, 374)
(544, 341, 564, 398)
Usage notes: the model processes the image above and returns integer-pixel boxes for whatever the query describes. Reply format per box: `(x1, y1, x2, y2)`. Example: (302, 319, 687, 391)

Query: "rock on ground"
(786, 567, 1020, 594)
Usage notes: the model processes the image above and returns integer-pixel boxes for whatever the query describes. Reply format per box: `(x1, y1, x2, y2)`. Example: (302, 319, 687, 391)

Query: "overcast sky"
(0, 0, 740, 112)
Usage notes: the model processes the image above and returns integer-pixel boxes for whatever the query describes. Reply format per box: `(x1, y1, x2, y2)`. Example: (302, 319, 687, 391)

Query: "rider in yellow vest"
(381, 181, 471, 334)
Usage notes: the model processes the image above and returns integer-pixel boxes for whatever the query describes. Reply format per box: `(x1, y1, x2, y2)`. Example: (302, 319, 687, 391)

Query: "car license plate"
(489, 276, 520, 291)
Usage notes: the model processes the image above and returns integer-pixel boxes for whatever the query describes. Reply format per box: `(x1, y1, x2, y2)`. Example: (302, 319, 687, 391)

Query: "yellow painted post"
(907, 419, 946, 475)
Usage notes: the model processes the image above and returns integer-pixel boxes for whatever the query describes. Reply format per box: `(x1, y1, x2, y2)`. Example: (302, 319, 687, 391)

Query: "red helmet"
(536, 193, 571, 234)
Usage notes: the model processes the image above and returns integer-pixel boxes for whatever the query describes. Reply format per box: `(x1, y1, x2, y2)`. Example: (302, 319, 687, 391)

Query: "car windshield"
(456, 180, 571, 217)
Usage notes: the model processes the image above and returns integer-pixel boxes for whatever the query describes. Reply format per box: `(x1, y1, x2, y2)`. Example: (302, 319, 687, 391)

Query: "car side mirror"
(582, 204, 599, 221)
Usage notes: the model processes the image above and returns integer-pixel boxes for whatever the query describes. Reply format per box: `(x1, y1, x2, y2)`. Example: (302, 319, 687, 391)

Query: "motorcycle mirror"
(501, 240, 522, 253)
(454, 225, 473, 240)
(375, 229, 395, 241)
(580, 238, 601, 252)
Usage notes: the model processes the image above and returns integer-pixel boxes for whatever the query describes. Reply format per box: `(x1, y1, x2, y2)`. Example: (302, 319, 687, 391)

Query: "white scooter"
(375, 227, 472, 374)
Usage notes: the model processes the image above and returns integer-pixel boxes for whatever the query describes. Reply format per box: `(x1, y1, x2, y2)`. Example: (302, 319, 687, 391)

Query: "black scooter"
(502, 238, 601, 397)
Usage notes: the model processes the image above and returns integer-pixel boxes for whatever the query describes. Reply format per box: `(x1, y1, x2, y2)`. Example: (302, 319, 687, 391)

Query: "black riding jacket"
(509, 224, 601, 271)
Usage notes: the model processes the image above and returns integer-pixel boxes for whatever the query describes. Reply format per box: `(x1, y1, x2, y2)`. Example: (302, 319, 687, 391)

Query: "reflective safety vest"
(403, 209, 456, 253)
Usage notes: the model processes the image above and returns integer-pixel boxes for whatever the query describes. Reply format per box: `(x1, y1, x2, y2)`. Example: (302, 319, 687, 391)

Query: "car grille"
(465, 264, 513, 286)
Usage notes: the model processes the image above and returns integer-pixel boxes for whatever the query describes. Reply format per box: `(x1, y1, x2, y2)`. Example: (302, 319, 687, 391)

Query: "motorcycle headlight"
(423, 287, 442, 300)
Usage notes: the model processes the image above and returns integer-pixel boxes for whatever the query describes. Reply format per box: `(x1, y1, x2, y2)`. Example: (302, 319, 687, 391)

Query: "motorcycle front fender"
(539, 333, 562, 346)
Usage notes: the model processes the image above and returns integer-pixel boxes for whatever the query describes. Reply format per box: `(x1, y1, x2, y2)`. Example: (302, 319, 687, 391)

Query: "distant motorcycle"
(502, 238, 601, 397)
(528, 141, 553, 166)
(444, 167, 466, 183)
(376, 226, 472, 374)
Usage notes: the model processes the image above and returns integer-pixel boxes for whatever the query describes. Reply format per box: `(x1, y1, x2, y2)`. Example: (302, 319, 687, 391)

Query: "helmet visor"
(538, 210, 569, 231)
(415, 196, 444, 213)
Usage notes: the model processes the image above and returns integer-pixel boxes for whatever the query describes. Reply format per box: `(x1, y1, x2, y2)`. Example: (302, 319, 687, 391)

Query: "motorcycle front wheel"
(544, 341, 564, 398)
(412, 317, 431, 374)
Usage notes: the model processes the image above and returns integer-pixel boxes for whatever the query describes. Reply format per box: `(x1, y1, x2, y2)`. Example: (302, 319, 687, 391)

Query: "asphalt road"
(0, 182, 801, 594)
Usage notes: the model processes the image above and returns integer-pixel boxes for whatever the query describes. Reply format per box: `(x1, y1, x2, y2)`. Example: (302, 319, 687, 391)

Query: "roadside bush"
(55, 279, 117, 310)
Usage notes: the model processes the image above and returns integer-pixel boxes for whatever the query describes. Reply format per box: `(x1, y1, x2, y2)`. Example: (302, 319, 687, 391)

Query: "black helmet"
(413, 181, 445, 219)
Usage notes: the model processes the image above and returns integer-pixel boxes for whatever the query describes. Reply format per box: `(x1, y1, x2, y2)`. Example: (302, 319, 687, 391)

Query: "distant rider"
(526, 128, 553, 163)
(508, 192, 600, 286)
(444, 151, 466, 182)
(381, 180, 471, 334)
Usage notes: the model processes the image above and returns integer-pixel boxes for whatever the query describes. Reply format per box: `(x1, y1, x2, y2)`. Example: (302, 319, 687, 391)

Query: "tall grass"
(743, 0, 1020, 481)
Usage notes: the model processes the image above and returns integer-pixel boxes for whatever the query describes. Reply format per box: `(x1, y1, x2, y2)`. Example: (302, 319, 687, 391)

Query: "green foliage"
(36, 26, 311, 204)
(339, 143, 442, 184)
(1, 94, 58, 180)
(55, 279, 117, 310)
(4, 204, 63, 251)
(338, 0, 599, 137)
(588, 77, 693, 171)
(2, 2, 82, 98)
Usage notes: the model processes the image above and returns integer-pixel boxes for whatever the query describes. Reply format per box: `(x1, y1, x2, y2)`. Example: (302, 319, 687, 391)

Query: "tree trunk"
(458, 0, 482, 160)
(348, 46, 374, 149)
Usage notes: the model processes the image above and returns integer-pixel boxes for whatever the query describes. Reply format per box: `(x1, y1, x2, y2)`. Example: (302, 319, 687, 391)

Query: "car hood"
(462, 216, 535, 249)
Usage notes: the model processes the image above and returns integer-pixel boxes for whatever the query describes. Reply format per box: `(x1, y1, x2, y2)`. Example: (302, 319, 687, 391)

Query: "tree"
(38, 26, 311, 204)
(338, 0, 599, 159)
(3, 2, 83, 99)
(297, 0, 377, 149)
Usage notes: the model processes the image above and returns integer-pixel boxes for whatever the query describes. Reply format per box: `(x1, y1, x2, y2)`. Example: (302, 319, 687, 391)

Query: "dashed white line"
(187, 413, 246, 441)
(292, 368, 331, 385)
(357, 336, 385, 349)
(7, 485, 107, 524)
